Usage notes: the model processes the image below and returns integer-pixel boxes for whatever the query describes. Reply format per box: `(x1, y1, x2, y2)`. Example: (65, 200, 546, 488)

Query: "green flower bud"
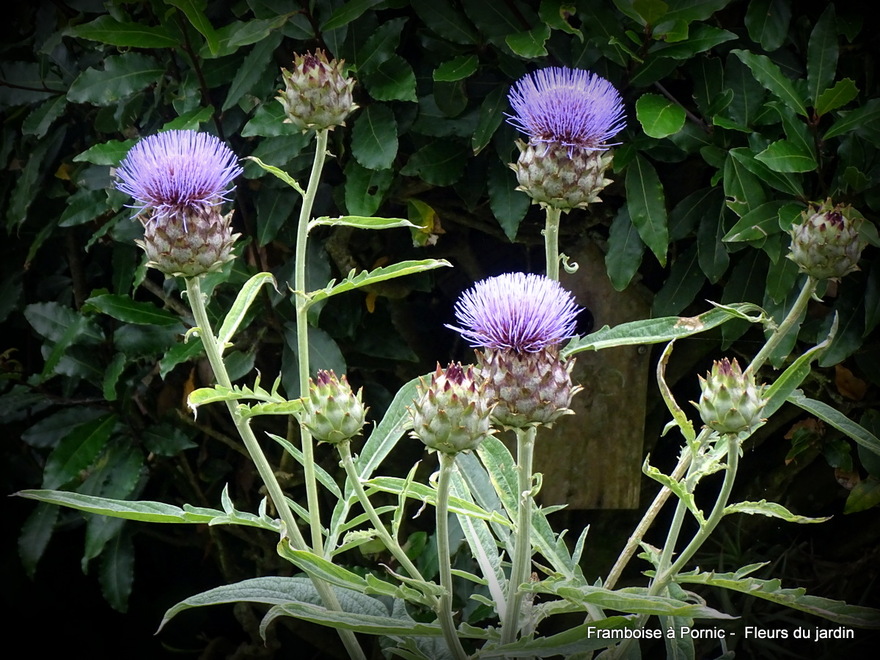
(410, 363, 494, 454)
(300, 370, 367, 444)
(511, 140, 614, 211)
(788, 199, 866, 281)
(695, 358, 766, 435)
(138, 208, 238, 278)
(478, 348, 580, 429)
(277, 50, 358, 131)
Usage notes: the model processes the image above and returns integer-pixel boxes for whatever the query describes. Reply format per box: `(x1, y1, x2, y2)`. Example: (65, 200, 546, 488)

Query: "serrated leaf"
(84, 293, 180, 326)
(729, 147, 802, 198)
(433, 55, 479, 82)
(731, 49, 807, 117)
(724, 499, 831, 524)
(245, 156, 305, 194)
(22, 95, 67, 139)
(351, 104, 398, 170)
(755, 139, 817, 173)
(788, 391, 880, 459)
(677, 569, 880, 628)
(309, 215, 414, 232)
(16, 489, 277, 530)
(217, 272, 276, 346)
(18, 502, 59, 578)
(309, 259, 451, 305)
(65, 15, 178, 48)
(625, 154, 668, 266)
(815, 78, 858, 117)
(563, 302, 765, 355)
(67, 53, 164, 106)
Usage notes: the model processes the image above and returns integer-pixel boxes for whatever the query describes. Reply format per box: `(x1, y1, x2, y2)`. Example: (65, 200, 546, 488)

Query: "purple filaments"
(448, 273, 581, 353)
(507, 67, 626, 151)
(115, 130, 242, 220)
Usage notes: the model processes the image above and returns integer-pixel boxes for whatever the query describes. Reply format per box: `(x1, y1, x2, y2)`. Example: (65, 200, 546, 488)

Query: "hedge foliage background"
(3, 0, 880, 657)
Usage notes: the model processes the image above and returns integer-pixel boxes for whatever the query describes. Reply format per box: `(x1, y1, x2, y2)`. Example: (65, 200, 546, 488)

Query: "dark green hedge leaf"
(400, 141, 468, 186)
(807, 4, 837, 107)
(84, 294, 181, 326)
(433, 55, 479, 82)
(625, 155, 668, 266)
(487, 157, 529, 241)
(472, 84, 508, 155)
(605, 206, 645, 291)
(506, 22, 551, 58)
(731, 49, 807, 117)
(361, 55, 417, 102)
(43, 414, 117, 490)
(344, 161, 393, 217)
(815, 78, 858, 117)
(322, 0, 384, 31)
(68, 53, 164, 107)
(755, 139, 817, 173)
(351, 104, 398, 170)
(744, 0, 791, 52)
(636, 93, 686, 139)
(74, 139, 137, 166)
(65, 15, 179, 48)
(169, 0, 220, 56)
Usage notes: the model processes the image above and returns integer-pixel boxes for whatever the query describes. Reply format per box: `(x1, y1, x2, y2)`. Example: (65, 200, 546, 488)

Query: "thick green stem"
(295, 128, 330, 554)
(746, 276, 817, 378)
(543, 207, 562, 281)
(184, 277, 365, 660)
(500, 426, 537, 646)
(436, 452, 470, 660)
(337, 441, 429, 586)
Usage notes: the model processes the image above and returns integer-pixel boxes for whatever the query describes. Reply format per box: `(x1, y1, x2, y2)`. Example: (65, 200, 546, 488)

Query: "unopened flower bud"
(410, 363, 493, 454)
(478, 348, 579, 429)
(695, 358, 766, 435)
(138, 208, 238, 278)
(788, 200, 866, 281)
(300, 370, 367, 444)
(512, 140, 614, 210)
(277, 50, 358, 131)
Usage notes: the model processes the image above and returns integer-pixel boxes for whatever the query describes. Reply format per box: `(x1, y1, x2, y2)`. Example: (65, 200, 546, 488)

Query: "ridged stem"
(543, 207, 562, 281)
(500, 425, 537, 646)
(295, 128, 330, 554)
(436, 452, 470, 660)
(184, 276, 365, 660)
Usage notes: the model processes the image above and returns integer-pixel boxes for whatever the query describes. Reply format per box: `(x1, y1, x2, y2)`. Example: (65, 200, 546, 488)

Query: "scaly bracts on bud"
(788, 199, 866, 281)
(410, 363, 494, 454)
(115, 130, 242, 278)
(278, 50, 358, 131)
(695, 358, 767, 435)
(448, 273, 582, 429)
(507, 67, 625, 210)
(300, 370, 367, 445)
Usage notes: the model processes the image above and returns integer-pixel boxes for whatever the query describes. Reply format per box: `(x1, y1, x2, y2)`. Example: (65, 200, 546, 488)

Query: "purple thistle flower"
(448, 273, 581, 353)
(507, 67, 626, 152)
(115, 130, 242, 220)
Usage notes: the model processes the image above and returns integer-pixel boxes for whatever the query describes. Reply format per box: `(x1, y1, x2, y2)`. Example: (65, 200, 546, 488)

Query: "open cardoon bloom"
(448, 273, 582, 429)
(115, 130, 242, 278)
(507, 67, 626, 152)
(448, 272, 581, 353)
(507, 67, 625, 210)
(115, 130, 242, 220)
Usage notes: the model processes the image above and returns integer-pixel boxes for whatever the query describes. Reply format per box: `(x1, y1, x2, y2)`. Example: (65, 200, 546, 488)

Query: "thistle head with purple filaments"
(115, 130, 242, 221)
(447, 273, 581, 354)
(507, 67, 626, 153)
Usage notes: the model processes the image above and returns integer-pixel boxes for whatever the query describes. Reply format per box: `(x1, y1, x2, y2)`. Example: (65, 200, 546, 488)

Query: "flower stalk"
(500, 425, 537, 646)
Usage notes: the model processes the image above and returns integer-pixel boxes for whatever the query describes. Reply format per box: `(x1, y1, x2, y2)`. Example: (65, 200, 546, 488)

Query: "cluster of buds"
(788, 199, 866, 281)
(278, 50, 358, 131)
(695, 358, 767, 435)
(115, 130, 242, 278)
(507, 67, 625, 211)
(410, 363, 494, 454)
(300, 370, 367, 445)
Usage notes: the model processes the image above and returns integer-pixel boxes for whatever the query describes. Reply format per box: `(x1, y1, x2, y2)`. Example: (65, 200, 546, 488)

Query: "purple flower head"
(115, 130, 242, 220)
(507, 67, 626, 151)
(448, 273, 581, 353)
